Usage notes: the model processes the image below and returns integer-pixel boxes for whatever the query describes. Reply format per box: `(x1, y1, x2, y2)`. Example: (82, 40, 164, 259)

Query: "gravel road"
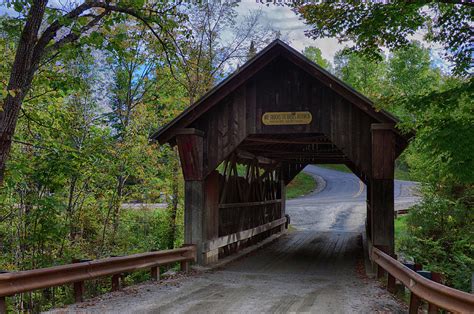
(51, 165, 418, 314)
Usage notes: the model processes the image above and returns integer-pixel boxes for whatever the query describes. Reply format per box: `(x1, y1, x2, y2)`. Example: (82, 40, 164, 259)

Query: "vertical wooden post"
(366, 180, 372, 242)
(0, 296, 6, 314)
(175, 129, 206, 265)
(387, 254, 398, 293)
(377, 265, 385, 279)
(428, 272, 442, 313)
(71, 259, 85, 303)
(180, 261, 189, 273)
(111, 274, 121, 291)
(150, 266, 160, 281)
(409, 292, 421, 314)
(203, 171, 220, 264)
(280, 168, 286, 232)
(184, 180, 205, 264)
(73, 281, 84, 303)
(371, 124, 396, 255)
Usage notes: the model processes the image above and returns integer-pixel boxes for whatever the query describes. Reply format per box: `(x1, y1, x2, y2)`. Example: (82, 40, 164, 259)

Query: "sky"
(233, 0, 449, 72)
(235, 1, 343, 62)
(0, 0, 449, 72)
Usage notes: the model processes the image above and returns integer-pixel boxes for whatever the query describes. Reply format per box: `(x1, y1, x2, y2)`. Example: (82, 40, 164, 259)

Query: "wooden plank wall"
(191, 56, 377, 179)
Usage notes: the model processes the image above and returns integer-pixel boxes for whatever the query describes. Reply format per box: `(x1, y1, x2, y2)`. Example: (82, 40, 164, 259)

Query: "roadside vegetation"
(318, 163, 411, 181)
(286, 172, 317, 199)
(301, 1, 472, 292)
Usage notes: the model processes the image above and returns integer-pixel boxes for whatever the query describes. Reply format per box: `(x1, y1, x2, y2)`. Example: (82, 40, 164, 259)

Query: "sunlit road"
(288, 165, 420, 232)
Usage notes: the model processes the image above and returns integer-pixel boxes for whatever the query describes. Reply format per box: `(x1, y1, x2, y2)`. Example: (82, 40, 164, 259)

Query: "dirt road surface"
(51, 166, 418, 313)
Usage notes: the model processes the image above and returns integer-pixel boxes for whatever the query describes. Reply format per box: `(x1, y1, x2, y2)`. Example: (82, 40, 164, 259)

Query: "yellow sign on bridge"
(262, 111, 312, 125)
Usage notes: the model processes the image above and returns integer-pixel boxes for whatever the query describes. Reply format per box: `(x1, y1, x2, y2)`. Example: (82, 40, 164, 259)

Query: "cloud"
(235, 0, 346, 62)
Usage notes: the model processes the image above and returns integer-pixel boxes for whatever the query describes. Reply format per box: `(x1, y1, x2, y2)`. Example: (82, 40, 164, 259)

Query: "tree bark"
(0, 0, 48, 184)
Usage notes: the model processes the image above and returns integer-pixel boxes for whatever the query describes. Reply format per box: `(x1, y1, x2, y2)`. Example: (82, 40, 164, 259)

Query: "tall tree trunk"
(0, 0, 48, 184)
(111, 175, 125, 243)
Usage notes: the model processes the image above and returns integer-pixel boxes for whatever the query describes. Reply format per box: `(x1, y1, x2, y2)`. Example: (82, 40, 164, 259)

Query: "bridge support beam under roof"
(370, 123, 396, 255)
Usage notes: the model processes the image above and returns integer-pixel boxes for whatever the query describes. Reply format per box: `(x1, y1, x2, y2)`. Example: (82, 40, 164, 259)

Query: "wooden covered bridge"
(152, 40, 409, 265)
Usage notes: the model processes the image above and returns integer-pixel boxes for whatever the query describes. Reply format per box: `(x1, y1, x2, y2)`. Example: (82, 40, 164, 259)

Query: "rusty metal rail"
(372, 246, 474, 313)
(0, 245, 196, 313)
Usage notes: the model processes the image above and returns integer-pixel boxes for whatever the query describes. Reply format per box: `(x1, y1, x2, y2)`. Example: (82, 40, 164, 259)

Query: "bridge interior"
(152, 39, 410, 265)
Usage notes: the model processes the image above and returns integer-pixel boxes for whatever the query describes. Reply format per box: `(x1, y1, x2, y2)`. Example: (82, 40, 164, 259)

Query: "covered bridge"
(152, 40, 410, 265)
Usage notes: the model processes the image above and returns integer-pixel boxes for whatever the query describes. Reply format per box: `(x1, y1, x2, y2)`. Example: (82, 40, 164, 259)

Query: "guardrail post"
(180, 261, 189, 273)
(111, 274, 121, 291)
(0, 296, 6, 314)
(428, 272, 442, 313)
(72, 259, 87, 303)
(151, 266, 160, 281)
(409, 292, 421, 314)
(73, 281, 84, 303)
(376, 264, 385, 279)
(387, 254, 397, 293)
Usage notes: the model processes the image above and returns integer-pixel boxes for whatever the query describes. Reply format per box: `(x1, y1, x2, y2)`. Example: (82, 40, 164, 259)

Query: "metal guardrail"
(372, 246, 474, 313)
(0, 245, 196, 313)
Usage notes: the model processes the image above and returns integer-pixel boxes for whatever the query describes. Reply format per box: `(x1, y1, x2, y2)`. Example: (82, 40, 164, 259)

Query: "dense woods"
(0, 0, 472, 311)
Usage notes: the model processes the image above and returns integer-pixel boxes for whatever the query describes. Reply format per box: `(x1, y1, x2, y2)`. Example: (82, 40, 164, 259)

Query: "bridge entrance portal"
(152, 40, 409, 264)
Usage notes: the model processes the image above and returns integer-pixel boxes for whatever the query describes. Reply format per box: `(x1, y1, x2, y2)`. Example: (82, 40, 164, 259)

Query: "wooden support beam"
(242, 137, 331, 145)
(203, 217, 286, 252)
(184, 180, 205, 264)
(176, 129, 204, 181)
(203, 171, 220, 264)
(219, 199, 282, 209)
(236, 149, 278, 166)
(370, 123, 396, 255)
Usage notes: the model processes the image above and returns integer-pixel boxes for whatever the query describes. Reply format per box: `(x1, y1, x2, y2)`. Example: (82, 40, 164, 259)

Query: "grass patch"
(286, 172, 317, 199)
(318, 164, 351, 173)
(317, 164, 412, 181)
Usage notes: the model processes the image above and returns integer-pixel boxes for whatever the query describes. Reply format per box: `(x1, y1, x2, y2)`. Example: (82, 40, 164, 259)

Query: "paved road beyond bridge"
(54, 165, 419, 313)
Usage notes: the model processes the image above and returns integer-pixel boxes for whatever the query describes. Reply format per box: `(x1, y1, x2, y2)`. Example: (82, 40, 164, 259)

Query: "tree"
(333, 49, 387, 101)
(247, 41, 257, 60)
(302, 46, 331, 71)
(162, 2, 275, 104)
(297, 1, 472, 75)
(387, 42, 441, 98)
(0, 0, 183, 185)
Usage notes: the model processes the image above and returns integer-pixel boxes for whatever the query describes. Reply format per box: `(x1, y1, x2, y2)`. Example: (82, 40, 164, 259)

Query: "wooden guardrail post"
(0, 296, 6, 314)
(387, 254, 397, 293)
(180, 261, 189, 273)
(73, 281, 84, 303)
(151, 266, 160, 281)
(409, 292, 421, 314)
(72, 259, 87, 303)
(377, 264, 385, 279)
(428, 272, 442, 313)
(0, 270, 8, 314)
(111, 274, 121, 291)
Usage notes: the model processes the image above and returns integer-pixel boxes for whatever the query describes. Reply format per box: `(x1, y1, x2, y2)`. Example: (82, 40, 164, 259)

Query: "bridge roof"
(151, 39, 406, 145)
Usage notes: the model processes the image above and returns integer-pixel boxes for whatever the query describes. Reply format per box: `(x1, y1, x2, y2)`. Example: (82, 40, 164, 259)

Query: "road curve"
(51, 166, 418, 313)
(288, 165, 420, 232)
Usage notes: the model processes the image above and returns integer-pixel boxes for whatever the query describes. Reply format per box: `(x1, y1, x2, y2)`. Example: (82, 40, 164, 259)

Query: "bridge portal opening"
(152, 40, 410, 265)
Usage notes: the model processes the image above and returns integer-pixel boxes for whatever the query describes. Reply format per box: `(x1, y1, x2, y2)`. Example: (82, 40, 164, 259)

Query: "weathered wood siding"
(191, 56, 377, 178)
